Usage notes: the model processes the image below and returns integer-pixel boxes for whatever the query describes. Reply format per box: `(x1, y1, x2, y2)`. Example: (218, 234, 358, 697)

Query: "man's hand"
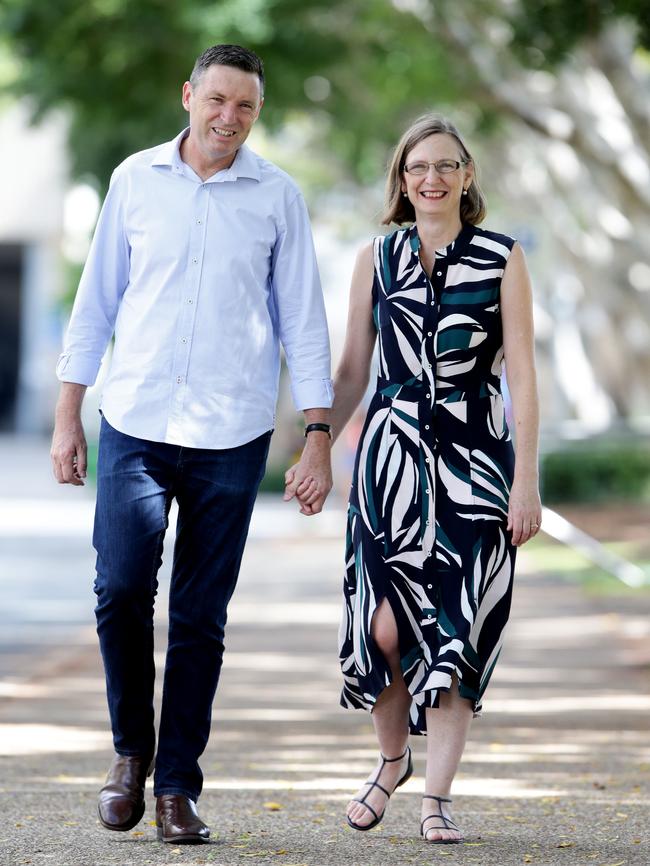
(283, 433, 332, 515)
(51, 383, 88, 486)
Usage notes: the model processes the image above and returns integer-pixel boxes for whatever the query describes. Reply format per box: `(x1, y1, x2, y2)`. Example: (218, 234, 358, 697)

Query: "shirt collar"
(150, 128, 261, 182)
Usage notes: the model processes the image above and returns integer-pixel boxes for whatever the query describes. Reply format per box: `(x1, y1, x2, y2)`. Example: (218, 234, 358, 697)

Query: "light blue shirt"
(57, 128, 333, 449)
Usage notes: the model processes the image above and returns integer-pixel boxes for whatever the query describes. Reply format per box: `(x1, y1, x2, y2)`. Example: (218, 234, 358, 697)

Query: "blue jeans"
(93, 416, 271, 801)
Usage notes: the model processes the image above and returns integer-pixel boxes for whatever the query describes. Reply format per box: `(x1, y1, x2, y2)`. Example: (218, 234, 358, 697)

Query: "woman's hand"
(507, 478, 542, 546)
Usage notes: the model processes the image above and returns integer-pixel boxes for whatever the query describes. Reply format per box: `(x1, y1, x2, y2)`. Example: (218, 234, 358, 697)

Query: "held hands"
(507, 478, 542, 546)
(283, 433, 333, 515)
(51, 415, 88, 486)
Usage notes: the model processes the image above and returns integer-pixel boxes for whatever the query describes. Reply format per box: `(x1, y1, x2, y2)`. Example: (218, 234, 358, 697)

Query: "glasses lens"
(406, 162, 428, 175)
(436, 160, 459, 173)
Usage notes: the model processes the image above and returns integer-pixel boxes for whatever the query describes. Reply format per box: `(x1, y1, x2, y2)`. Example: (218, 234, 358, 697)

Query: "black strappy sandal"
(347, 746, 413, 831)
(420, 794, 463, 844)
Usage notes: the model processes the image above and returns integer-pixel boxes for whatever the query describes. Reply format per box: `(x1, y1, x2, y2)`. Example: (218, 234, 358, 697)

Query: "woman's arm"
(501, 242, 542, 546)
(330, 242, 377, 443)
(284, 242, 376, 508)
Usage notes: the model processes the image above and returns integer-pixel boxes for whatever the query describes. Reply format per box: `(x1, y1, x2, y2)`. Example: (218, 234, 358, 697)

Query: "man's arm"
(283, 407, 332, 515)
(51, 167, 130, 485)
(271, 191, 333, 515)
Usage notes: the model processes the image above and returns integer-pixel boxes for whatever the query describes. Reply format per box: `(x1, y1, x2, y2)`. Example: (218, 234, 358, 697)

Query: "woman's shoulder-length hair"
(382, 114, 487, 227)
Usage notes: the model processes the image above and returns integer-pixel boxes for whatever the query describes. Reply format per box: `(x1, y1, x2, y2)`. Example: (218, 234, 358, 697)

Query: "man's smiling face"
(182, 63, 263, 174)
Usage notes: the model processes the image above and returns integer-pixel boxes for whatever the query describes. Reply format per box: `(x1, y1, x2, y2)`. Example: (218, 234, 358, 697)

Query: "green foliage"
(510, 0, 650, 64)
(0, 0, 472, 187)
(2, 0, 648, 187)
(541, 441, 650, 503)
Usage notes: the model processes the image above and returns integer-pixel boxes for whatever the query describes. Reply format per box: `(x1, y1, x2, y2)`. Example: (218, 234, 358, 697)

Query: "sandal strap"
(421, 795, 458, 836)
(352, 798, 378, 820)
(379, 745, 410, 763)
(421, 813, 459, 832)
(357, 780, 390, 800)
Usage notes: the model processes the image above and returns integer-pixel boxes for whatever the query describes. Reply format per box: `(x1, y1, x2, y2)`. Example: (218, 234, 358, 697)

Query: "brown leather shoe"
(156, 794, 210, 844)
(97, 753, 154, 831)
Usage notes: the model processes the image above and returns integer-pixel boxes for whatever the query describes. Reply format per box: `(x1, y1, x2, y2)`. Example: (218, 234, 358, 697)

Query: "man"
(51, 44, 333, 844)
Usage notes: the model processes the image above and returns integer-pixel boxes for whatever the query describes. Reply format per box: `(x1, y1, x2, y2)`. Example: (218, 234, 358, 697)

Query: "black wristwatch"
(304, 423, 332, 439)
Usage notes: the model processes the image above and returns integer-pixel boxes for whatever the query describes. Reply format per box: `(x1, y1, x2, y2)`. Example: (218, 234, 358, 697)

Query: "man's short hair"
(189, 44, 265, 95)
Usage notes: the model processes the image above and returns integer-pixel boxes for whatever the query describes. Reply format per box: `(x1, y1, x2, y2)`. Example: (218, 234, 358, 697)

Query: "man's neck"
(179, 135, 238, 181)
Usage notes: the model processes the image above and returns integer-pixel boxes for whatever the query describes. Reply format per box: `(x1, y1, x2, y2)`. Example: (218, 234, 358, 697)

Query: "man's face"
(182, 63, 263, 169)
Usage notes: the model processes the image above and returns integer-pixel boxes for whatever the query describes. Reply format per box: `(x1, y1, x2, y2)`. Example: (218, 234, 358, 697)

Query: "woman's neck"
(415, 214, 463, 252)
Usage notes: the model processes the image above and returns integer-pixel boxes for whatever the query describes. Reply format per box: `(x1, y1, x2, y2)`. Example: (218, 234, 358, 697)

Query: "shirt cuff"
(291, 378, 334, 411)
(56, 352, 102, 387)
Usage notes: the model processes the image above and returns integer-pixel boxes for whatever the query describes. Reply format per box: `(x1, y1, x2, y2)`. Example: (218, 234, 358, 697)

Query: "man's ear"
(181, 81, 192, 112)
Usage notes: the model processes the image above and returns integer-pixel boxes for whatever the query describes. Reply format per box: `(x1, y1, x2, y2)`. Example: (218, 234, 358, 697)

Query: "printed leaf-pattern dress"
(339, 222, 517, 734)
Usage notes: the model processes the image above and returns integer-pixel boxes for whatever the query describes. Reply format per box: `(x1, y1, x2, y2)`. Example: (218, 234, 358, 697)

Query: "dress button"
(427, 614, 433, 619)
(427, 583, 433, 589)
(427, 331, 432, 336)
(425, 458, 430, 464)
(425, 424, 430, 430)
(426, 520, 430, 526)
(430, 301, 435, 306)
(427, 552, 432, 557)
(426, 393, 431, 398)
(437, 271, 442, 276)
(426, 488, 430, 494)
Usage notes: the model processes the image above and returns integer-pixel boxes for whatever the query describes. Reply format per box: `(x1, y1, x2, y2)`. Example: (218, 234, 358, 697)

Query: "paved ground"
(1, 436, 649, 866)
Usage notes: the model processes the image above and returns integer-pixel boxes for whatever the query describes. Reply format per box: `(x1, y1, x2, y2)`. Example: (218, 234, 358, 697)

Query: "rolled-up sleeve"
(271, 193, 333, 410)
(56, 168, 131, 386)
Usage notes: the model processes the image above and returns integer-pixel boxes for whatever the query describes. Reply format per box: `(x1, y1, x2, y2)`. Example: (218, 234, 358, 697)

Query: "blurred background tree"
(2, 0, 649, 434)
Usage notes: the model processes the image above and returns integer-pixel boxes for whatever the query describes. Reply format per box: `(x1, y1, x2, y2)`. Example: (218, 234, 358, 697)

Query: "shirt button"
(427, 363, 432, 369)
(426, 519, 430, 525)
(426, 393, 431, 398)
(430, 301, 435, 306)
(425, 458, 430, 464)
(176, 376, 183, 384)
(425, 424, 430, 430)
(427, 331, 432, 336)
(427, 583, 433, 589)
(192, 257, 198, 264)
(426, 488, 430, 494)
(181, 337, 187, 343)
(427, 552, 432, 557)
(188, 299, 193, 304)
(196, 219, 202, 225)
(437, 271, 442, 276)
(427, 614, 433, 619)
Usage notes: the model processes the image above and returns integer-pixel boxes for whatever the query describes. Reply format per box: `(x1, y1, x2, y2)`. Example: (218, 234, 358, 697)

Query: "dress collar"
(408, 222, 474, 265)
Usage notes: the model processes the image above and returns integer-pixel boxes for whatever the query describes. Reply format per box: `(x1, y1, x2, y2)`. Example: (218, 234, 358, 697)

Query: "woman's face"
(400, 133, 473, 221)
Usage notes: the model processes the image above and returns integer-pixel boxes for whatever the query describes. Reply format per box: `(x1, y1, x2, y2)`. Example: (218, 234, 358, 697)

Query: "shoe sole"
(156, 827, 210, 844)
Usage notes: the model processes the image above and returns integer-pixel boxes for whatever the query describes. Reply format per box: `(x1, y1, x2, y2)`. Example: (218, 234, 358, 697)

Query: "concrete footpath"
(1, 436, 649, 866)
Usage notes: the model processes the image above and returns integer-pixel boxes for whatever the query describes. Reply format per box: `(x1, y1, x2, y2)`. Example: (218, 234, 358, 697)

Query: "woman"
(288, 115, 541, 843)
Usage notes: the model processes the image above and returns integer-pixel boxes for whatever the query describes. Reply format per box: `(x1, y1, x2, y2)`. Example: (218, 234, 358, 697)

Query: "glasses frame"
(403, 159, 467, 176)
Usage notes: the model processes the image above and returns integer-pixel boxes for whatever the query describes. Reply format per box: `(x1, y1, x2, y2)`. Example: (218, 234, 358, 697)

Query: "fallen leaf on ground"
(524, 854, 533, 862)
(131, 831, 145, 836)
(263, 801, 283, 811)
(557, 841, 575, 848)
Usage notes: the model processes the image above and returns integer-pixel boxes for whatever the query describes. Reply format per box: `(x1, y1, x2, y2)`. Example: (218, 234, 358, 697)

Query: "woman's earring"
(462, 188, 468, 196)
(402, 191, 408, 198)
